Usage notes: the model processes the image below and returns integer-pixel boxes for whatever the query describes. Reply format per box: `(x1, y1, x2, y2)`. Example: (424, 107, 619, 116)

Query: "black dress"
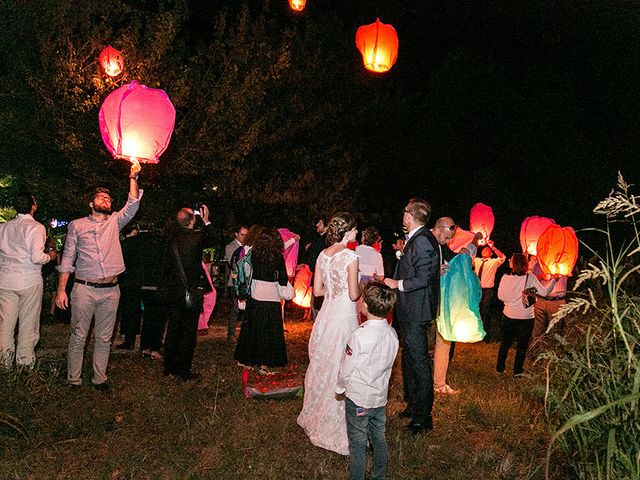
(234, 253, 288, 367)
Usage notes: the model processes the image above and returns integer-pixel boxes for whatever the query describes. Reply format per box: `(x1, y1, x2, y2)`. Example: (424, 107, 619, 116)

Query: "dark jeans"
(226, 289, 242, 338)
(400, 319, 433, 424)
(496, 315, 534, 375)
(163, 300, 199, 377)
(480, 288, 494, 341)
(345, 398, 387, 480)
(139, 289, 164, 351)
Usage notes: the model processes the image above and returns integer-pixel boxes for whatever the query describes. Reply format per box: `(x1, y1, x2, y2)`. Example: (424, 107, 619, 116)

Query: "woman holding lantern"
(496, 253, 558, 377)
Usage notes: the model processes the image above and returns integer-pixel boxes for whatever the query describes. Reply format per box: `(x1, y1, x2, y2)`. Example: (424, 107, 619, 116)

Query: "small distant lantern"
(288, 0, 306, 11)
(536, 225, 578, 276)
(520, 216, 557, 256)
(469, 203, 495, 245)
(355, 18, 399, 73)
(99, 45, 124, 77)
(98, 81, 176, 164)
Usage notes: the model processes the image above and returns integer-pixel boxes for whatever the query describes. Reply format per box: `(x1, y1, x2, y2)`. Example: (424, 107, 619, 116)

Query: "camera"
(193, 202, 202, 216)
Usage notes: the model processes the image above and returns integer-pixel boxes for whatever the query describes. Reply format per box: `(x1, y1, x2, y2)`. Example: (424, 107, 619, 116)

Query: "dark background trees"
(1, 0, 639, 249)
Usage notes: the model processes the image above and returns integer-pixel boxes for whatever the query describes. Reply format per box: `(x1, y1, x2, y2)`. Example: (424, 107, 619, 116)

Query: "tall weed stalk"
(543, 173, 640, 479)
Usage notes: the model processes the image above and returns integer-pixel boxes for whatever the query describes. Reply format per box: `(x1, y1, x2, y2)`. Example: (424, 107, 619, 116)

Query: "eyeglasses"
(439, 225, 457, 232)
(403, 209, 412, 215)
(94, 195, 112, 202)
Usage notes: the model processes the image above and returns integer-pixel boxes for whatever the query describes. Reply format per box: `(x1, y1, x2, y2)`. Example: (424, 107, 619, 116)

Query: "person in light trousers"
(336, 282, 399, 480)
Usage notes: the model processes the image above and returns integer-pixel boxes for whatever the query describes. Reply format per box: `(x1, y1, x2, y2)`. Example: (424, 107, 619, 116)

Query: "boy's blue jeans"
(345, 397, 388, 480)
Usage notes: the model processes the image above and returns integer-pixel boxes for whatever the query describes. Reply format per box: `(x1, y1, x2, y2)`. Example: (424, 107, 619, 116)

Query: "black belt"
(538, 295, 565, 301)
(75, 279, 119, 288)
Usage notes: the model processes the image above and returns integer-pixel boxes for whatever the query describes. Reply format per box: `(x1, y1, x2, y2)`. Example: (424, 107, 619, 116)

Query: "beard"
(93, 205, 112, 215)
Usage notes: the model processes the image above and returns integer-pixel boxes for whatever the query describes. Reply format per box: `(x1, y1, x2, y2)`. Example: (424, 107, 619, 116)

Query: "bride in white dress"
(297, 212, 361, 455)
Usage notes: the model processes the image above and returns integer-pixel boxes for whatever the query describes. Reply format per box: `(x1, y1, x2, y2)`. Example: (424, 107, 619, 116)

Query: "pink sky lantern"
(519, 216, 558, 256)
(99, 81, 176, 164)
(469, 203, 494, 245)
(99, 45, 124, 77)
(448, 227, 477, 253)
(536, 225, 578, 276)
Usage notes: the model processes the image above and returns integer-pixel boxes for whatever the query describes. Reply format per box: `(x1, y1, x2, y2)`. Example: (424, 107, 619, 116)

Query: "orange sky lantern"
(99, 45, 124, 77)
(469, 203, 494, 245)
(293, 265, 313, 308)
(519, 216, 557, 256)
(288, 0, 306, 12)
(355, 18, 399, 73)
(448, 227, 476, 253)
(99, 81, 176, 164)
(536, 225, 578, 276)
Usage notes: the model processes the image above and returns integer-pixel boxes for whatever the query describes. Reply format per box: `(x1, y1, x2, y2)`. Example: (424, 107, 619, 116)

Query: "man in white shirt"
(0, 193, 56, 367)
(225, 225, 248, 344)
(473, 240, 506, 341)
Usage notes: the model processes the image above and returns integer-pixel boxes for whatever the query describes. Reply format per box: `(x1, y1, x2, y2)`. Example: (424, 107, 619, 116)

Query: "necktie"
(477, 259, 486, 280)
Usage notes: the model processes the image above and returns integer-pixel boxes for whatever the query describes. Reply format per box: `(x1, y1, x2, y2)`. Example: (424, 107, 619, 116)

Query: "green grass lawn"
(0, 305, 562, 479)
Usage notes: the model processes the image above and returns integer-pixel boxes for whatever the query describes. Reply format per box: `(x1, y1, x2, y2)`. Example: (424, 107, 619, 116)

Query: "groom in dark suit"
(384, 199, 455, 434)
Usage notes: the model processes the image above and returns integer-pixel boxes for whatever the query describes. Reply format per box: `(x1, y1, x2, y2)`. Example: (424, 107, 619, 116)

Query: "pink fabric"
(198, 261, 217, 331)
(278, 228, 299, 278)
(448, 228, 476, 253)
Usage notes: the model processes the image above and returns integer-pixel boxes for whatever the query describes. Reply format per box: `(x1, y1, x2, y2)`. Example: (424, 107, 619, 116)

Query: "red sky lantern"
(288, 0, 306, 11)
(99, 45, 124, 77)
(355, 18, 399, 73)
(536, 225, 578, 276)
(99, 81, 176, 164)
(469, 203, 495, 245)
(519, 216, 558, 256)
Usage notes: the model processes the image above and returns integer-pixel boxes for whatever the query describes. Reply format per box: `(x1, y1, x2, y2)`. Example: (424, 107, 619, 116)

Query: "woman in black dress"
(234, 225, 288, 374)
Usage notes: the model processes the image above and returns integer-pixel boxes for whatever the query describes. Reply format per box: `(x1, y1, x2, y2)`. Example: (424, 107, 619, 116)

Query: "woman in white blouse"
(355, 227, 384, 282)
(497, 253, 557, 376)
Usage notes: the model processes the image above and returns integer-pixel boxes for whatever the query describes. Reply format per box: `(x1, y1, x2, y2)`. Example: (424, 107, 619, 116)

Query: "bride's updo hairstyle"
(326, 212, 356, 246)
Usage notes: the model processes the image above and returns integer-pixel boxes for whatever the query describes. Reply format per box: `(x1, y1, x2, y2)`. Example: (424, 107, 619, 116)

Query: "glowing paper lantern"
(448, 227, 476, 254)
(288, 0, 306, 11)
(536, 225, 578, 276)
(99, 81, 176, 164)
(469, 203, 494, 245)
(278, 228, 299, 278)
(519, 216, 557, 256)
(99, 45, 124, 77)
(355, 18, 399, 73)
(293, 264, 313, 308)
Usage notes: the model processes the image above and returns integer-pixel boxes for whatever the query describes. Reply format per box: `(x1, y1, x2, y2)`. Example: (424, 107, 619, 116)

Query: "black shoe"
(398, 409, 412, 419)
(407, 419, 433, 435)
(92, 382, 111, 393)
(115, 342, 134, 351)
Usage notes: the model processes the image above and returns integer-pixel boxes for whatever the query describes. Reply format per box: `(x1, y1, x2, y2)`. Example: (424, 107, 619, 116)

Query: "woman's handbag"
(521, 274, 538, 309)
(173, 244, 204, 312)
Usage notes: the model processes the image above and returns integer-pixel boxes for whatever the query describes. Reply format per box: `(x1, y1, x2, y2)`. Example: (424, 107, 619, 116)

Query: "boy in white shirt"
(336, 282, 399, 480)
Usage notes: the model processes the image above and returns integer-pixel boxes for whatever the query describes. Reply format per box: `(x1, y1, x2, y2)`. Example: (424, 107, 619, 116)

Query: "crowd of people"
(0, 166, 569, 480)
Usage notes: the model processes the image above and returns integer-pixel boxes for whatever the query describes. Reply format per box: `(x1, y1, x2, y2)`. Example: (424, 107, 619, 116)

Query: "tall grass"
(543, 173, 640, 479)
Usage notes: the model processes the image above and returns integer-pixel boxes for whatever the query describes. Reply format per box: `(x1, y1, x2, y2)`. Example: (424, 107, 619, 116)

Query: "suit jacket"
(161, 223, 216, 301)
(394, 227, 454, 324)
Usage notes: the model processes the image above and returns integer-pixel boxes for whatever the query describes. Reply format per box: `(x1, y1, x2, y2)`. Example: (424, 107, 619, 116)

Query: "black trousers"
(163, 300, 199, 377)
(139, 289, 164, 351)
(400, 319, 433, 425)
(496, 315, 534, 375)
(479, 288, 494, 341)
(118, 285, 142, 346)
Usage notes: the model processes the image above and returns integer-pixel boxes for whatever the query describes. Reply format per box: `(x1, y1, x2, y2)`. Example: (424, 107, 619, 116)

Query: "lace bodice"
(317, 249, 358, 301)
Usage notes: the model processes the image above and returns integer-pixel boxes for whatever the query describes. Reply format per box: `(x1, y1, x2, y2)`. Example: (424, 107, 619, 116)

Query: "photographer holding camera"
(161, 204, 215, 382)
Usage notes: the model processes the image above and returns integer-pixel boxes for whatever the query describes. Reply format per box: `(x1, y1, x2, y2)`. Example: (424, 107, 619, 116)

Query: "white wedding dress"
(297, 248, 359, 455)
